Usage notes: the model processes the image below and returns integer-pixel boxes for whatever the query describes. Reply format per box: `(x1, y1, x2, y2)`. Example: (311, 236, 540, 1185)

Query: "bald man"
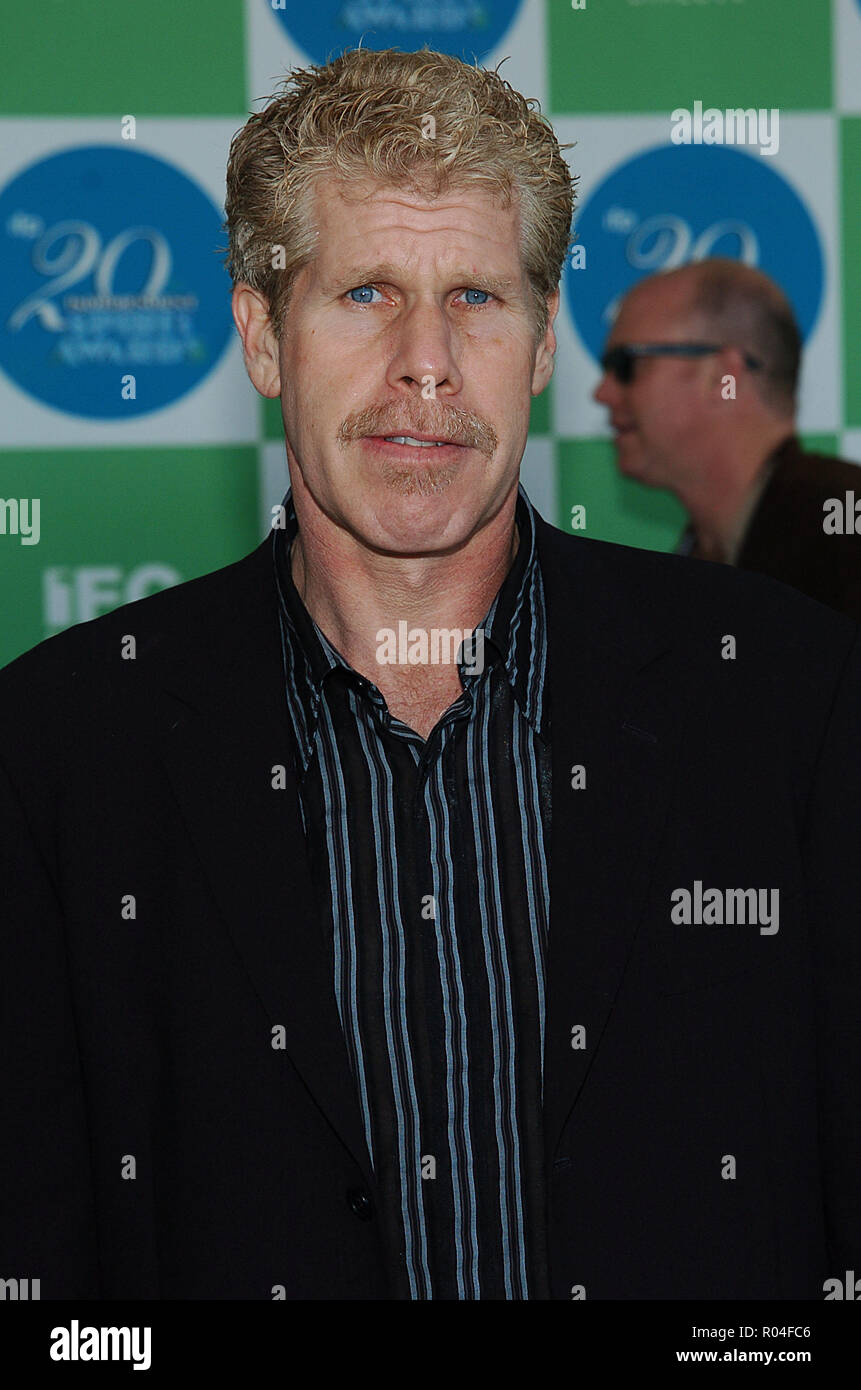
(594, 259, 861, 620)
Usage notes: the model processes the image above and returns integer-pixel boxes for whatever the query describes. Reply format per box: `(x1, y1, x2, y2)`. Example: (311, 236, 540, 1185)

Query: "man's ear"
(231, 284, 281, 399)
(710, 345, 748, 405)
(531, 289, 559, 396)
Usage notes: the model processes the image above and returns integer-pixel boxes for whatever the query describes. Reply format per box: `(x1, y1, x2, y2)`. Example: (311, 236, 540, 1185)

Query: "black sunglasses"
(601, 342, 764, 384)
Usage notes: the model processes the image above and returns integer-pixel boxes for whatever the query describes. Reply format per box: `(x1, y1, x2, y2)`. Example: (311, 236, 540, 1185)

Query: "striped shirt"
(271, 483, 552, 1299)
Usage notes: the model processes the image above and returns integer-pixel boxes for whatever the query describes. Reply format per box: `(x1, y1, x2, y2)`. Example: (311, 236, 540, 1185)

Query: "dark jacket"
(2, 512, 860, 1299)
(736, 435, 861, 620)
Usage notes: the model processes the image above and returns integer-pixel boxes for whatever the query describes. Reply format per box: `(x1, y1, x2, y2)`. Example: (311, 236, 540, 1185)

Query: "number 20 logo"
(601, 213, 759, 324)
(7, 219, 172, 332)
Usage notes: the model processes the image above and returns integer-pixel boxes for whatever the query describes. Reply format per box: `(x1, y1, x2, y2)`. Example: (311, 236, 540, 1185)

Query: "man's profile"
(593, 260, 861, 618)
(1, 47, 859, 1301)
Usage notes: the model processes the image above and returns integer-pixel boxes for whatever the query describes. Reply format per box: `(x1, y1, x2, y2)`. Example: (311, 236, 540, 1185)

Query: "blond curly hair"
(223, 46, 576, 343)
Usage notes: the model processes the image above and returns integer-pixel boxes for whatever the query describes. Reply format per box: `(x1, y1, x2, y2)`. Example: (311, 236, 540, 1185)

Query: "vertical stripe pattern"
(272, 483, 552, 1299)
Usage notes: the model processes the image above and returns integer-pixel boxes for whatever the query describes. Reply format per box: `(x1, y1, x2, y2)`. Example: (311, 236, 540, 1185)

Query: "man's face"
(256, 177, 556, 555)
(592, 279, 717, 490)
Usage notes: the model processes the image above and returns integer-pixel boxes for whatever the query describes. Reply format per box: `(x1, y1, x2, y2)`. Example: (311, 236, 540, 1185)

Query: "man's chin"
(379, 460, 463, 498)
(614, 441, 647, 481)
(358, 436, 471, 499)
(615, 441, 665, 489)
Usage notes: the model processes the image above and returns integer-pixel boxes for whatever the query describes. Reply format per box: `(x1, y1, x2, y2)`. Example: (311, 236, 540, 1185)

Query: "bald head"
(627, 260, 801, 417)
(593, 258, 799, 507)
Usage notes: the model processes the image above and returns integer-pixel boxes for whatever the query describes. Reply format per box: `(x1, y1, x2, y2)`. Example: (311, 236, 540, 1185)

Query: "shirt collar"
(272, 482, 548, 766)
(724, 448, 782, 564)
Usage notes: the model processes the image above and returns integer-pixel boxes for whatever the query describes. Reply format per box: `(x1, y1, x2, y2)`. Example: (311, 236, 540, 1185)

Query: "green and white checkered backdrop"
(1, 0, 859, 667)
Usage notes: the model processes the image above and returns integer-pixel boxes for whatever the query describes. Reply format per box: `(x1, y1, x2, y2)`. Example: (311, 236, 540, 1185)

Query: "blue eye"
(345, 285, 493, 307)
(347, 285, 380, 304)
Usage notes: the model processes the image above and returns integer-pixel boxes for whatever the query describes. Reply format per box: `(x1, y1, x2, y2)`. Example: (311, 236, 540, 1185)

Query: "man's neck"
(684, 426, 794, 563)
(289, 494, 520, 698)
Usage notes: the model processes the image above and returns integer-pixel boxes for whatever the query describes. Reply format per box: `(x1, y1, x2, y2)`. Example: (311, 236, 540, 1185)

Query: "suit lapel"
(535, 518, 687, 1169)
(154, 540, 375, 1189)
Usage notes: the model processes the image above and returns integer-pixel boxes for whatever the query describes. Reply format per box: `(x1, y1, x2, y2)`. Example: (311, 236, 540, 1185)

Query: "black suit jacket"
(2, 513, 860, 1299)
(737, 436, 861, 621)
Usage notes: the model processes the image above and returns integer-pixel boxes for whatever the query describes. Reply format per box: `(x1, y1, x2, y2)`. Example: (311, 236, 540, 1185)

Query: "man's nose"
(388, 301, 462, 396)
(593, 370, 619, 406)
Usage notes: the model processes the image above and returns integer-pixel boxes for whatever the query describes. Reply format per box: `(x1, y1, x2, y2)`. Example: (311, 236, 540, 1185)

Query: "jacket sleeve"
(0, 754, 100, 1297)
(802, 625, 861, 1273)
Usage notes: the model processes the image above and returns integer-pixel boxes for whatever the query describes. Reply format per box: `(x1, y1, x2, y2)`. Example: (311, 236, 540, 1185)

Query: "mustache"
(337, 404, 498, 456)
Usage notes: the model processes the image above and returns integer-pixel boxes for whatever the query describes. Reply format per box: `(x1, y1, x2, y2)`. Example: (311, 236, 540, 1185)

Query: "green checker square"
(530, 379, 552, 436)
(557, 437, 687, 552)
(0, 445, 259, 669)
(263, 396, 284, 442)
(1, 0, 245, 115)
(841, 119, 861, 427)
(549, 0, 832, 114)
(801, 433, 839, 456)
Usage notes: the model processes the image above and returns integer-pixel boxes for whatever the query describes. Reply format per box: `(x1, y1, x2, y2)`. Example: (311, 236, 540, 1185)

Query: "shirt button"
(346, 1188, 374, 1221)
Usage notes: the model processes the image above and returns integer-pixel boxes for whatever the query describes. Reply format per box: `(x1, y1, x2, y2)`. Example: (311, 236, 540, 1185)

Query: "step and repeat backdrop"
(1, 0, 859, 666)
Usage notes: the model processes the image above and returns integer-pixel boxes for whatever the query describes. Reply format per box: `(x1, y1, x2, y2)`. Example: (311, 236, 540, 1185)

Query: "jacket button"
(347, 1188, 373, 1220)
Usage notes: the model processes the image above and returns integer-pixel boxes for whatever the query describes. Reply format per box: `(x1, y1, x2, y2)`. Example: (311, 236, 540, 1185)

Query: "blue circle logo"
(267, 0, 523, 63)
(0, 145, 233, 419)
(566, 144, 824, 363)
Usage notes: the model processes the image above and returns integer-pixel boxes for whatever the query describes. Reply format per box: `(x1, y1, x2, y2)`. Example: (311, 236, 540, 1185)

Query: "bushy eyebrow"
(323, 265, 520, 299)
